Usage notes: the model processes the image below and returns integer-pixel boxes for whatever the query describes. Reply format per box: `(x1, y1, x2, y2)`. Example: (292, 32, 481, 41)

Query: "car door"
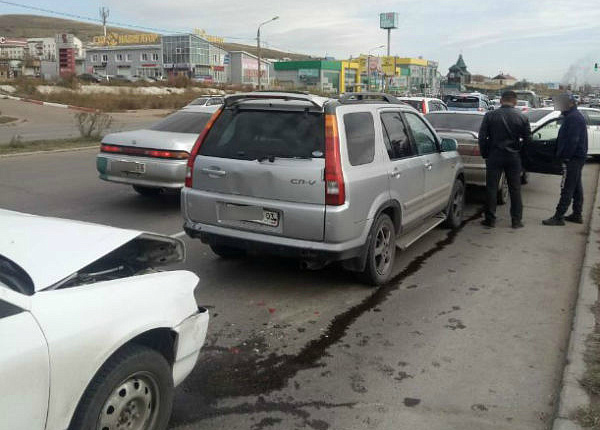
(403, 111, 453, 215)
(0, 285, 49, 430)
(379, 110, 425, 229)
(522, 118, 563, 175)
(583, 109, 600, 155)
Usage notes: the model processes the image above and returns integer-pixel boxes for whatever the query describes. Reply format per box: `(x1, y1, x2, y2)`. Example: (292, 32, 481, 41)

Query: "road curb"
(552, 169, 600, 430)
(1, 93, 99, 113)
(0, 145, 99, 158)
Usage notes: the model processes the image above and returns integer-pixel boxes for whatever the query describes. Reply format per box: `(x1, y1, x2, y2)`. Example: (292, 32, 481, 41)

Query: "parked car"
(77, 73, 102, 83)
(524, 107, 600, 158)
(446, 93, 491, 112)
(397, 97, 447, 114)
(0, 209, 209, 430)
(516, 100, 530, 112)
(181, 92, 464, 285)
(425, 111, 509, 204)
(97, 105, 220, 195)
(490, 98, 501, 109)
(186, 96, 225, 107)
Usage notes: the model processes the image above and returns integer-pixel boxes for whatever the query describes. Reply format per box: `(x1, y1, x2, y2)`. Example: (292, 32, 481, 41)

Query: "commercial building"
(0, 37, 28, 79)
(27, 37, 56, 61)
(161, 34, 228, 83)
(86, 44, 163, 78)
(228, 51, 272, 87)
(340, 60, 361, 93)
(274, 60, 342, 93)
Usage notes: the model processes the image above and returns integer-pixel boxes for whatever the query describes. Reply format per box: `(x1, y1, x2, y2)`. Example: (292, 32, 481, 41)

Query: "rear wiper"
(256, 155, 276, 162)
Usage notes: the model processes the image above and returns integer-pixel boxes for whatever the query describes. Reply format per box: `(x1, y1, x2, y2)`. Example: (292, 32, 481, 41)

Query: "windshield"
(189, 98, 209, 106)
(400, 99, 423, 112)
(525, 109, 551, 123)
(0, 255, 34, 295)
(425, 113, 483, 133)
(200, 109, 325, 160)
(447, 96, 480, 108)
(149, 111, 212, 133)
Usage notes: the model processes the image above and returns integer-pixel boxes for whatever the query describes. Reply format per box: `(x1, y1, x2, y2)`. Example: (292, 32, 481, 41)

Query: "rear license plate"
(111, 160, 145, 174)
(221, 204, 280, 227)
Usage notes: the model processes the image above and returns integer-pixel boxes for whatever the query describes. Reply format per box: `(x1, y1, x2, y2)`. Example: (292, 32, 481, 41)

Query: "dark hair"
(501, 90, 517, 100)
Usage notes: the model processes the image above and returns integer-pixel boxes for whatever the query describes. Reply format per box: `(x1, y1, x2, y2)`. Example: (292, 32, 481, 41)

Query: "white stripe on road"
(170, 231, 187, 238)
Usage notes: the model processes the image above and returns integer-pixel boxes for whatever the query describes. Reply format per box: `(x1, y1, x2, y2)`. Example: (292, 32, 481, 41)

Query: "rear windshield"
(525, 109, 550, 123)
(400, 99, 423, 112)
(447, 96, 480, 108)
(425, 113, 483, 133)
(189, 97, 209, 105)
(200, 109, 325, 160)
(149, 111, 212, 133)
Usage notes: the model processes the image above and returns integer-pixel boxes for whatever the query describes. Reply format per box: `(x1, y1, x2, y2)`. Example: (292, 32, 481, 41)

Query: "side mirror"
(441, 138, 458, 152)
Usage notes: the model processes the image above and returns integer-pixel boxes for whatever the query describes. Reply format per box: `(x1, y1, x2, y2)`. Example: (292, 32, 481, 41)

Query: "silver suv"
(181, 92, 464, 285)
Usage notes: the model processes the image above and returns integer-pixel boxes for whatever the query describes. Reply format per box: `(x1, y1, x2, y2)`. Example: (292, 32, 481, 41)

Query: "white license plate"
(111, 160, 145, 174)
(260, 210, 279, 227)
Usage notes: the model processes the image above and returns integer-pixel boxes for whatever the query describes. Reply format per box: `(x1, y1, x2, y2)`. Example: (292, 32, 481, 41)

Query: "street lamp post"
(257, 16, 279, 90)
(367, 45, 385, 91)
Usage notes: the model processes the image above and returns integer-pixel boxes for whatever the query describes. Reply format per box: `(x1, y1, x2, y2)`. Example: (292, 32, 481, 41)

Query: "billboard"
(380, 12, 399, 29)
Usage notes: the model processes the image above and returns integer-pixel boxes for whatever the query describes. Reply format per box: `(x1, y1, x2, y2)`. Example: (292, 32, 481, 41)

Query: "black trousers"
(485, 150, 523, 222)
(555, 158, 585, 218)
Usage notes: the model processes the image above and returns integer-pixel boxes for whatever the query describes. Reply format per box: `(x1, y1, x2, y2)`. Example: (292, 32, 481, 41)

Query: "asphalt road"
(1, 148, 597, 430)
(0, 98, 170, 143)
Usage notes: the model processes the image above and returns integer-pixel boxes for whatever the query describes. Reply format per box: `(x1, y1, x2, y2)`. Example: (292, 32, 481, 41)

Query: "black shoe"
(512, 221, 524, 229)
(565, 213, 583, 224)
(542, 217, 565, 226)
(481, 219, 495, 228)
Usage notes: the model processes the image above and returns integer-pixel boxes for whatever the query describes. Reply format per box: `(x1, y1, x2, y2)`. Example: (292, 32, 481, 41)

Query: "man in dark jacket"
(543, 93, 588, 226)
(478, 90, 532, 228)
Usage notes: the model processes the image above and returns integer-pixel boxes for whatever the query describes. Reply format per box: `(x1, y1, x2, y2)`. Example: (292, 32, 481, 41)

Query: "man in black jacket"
(543, 93, 588, 226)
(478, 90, 532, 228)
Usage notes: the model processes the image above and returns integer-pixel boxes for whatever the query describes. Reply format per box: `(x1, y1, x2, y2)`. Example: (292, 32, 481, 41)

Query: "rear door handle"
(424, 162, 433, 170)
(201, 167, 227, 177)
(390, 169, 402, 179)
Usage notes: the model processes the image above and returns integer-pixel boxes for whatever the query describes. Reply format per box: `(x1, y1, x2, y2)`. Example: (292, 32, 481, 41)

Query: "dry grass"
(0, 137, 99, 155)
(573, 405, 600, 429)
(0, 116, 18, 124)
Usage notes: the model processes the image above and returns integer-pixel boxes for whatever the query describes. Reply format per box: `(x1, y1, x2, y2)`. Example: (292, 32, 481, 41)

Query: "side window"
(533, 119, 562, 141)
(404, 112, 438, 155)
(344, 112, 375, 166)
(585, 111, 600, 126)
(0, 298, 23, 319)
(381, 112, 414, 159)
(439, 102, 448, 111)
(427, 101, 436, 112)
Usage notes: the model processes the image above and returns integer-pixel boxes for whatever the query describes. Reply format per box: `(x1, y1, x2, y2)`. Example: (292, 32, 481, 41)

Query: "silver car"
(425, 111, 509, 205)
(97, 105, 219, 195)
(186, 96, 225, 107)
(181, 92, 464, 285)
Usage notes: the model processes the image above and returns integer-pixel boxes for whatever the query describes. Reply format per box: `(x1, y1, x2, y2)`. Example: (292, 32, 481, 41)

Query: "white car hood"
(0, 210, 178, 291)
(102, 129, 198, 152)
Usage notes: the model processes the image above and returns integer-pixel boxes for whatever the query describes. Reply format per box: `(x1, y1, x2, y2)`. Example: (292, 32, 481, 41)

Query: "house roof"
(493, 73, 517, 80)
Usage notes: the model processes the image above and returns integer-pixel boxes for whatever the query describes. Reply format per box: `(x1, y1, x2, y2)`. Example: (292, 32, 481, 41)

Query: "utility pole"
(99, 7, 109, 38)
(257, 16, 279, 90)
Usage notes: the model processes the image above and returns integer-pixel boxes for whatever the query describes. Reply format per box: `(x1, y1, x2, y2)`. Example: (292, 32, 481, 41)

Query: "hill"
(0, 14, 312, 60)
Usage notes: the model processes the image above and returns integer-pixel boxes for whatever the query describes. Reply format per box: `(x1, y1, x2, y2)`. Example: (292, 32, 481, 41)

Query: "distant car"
(425, 111, 509, 204)
(397, 97, 447, 114)
(516, 100, 531, 112)
(525, 107, 600, 157)
(130, 75, 155, 83)
(192, 75, 213, 83)
(77, 73, 102, 83)
(490, 99, 501, 109)
(97, 105, 220, 195)
(186, 96, 225, 107)
(0, 209, 209, 430)
(446, 93, 491, 112)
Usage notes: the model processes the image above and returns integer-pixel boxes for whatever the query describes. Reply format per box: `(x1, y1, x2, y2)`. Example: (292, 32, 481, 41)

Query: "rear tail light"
(478, 107, 484, 112)
(324, 114, 345, 206)
(422, 100, 427, 114)
(100, 144, 189, 159)
(185, 107, 223, 188)
(457, 144, 480, 156)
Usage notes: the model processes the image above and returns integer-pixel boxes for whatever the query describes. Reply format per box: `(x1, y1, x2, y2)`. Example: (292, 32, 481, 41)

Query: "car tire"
(443, 180, 465, 229)
(210, 244, 246, 259)
(497, 173, 508, 205)
(69, 344, 173, 430)
(133, 185, 162, 196)
(361, 214, 396, 286)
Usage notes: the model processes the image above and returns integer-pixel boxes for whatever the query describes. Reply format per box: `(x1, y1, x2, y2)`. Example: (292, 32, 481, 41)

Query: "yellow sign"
(193, 29, 224, 45)
(93, 33, 160, 46)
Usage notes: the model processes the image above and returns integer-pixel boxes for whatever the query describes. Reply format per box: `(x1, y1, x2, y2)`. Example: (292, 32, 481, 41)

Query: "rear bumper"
(96, 154, 186, 189)
(183, 220, 364, 262)
(464, 163, 486, 187)
(172, 307, 209, 387)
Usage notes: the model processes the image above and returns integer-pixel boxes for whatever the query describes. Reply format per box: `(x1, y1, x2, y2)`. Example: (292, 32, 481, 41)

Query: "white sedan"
(0, 210, 209, 430)
(525, 107, 600, 157)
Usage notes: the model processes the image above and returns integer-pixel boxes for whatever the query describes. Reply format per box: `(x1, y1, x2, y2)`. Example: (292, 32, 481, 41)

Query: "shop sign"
(93, 33, 160, 46)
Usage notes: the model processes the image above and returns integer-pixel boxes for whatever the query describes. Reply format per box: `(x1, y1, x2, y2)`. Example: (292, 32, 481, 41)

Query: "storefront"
(228, 51, 271, 87)
(86, 44, 163, 77)
(162, 34, 228, 83)
(273, 60, 341, 93)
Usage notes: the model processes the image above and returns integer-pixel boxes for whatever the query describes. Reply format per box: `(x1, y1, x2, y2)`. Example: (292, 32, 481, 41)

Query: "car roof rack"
(338, 92, 401, 104)
(224, 92, 324, 109)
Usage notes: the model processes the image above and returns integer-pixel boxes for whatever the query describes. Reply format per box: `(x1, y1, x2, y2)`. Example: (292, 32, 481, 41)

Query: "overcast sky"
(4, 0, 600, 82)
